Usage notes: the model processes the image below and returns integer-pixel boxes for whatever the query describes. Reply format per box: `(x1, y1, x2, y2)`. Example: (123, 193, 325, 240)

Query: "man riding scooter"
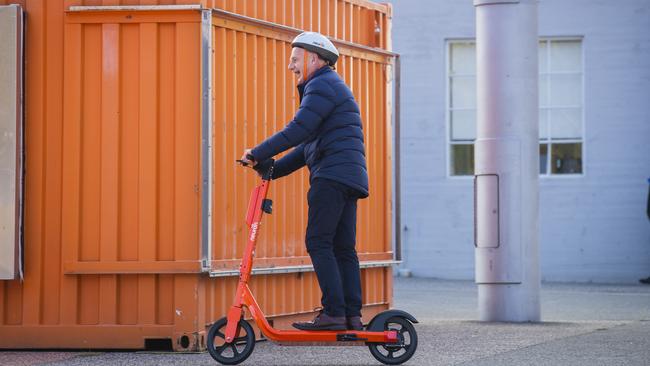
(240, 31, 368, 331)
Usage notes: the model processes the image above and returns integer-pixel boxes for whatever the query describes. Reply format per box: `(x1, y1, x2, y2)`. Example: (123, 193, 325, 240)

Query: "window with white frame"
(447, 38, 584, 176)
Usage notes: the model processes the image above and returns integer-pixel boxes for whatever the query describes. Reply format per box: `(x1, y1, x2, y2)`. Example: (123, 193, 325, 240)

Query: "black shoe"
(640, 277, 650, 285)
(292, 312, 346, 331)
(346, 316, 364, 330)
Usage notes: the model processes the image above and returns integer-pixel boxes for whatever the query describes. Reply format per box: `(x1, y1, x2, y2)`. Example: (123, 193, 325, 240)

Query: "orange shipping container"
(0, 1, 396, 351)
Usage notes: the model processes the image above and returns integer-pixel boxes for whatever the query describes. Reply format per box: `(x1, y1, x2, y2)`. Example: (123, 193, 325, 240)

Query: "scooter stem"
(225, 177, 271, 342)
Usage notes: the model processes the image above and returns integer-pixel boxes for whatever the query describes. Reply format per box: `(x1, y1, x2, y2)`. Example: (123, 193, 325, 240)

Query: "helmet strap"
(302, 48, 309, 82)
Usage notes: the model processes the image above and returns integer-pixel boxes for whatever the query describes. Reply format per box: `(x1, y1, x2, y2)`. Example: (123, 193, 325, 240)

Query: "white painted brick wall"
(385, 0, 650, 283)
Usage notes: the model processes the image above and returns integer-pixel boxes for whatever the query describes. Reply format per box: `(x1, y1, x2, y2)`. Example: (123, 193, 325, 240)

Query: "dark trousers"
(306, 178, 362, 318)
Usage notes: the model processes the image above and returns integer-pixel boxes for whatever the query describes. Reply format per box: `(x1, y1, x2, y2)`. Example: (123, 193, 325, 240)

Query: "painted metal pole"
(473, 0, 540, 322)
(200, 9, 213, 272)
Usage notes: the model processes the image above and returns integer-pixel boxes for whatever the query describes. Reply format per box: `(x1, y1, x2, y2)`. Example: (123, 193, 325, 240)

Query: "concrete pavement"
(1, 277, 649, 365)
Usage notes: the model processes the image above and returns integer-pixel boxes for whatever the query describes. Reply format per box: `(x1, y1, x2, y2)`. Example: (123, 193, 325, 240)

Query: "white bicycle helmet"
(291, 32, 339, 66)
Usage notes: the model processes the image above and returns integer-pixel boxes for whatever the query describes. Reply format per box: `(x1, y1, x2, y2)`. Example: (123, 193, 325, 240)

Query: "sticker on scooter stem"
(250, 222, 259, 241)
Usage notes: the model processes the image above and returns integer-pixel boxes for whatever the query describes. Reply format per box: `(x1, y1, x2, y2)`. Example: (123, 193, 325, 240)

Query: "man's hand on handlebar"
(238, 149, 257, 167)
(237, 149, 274, 180)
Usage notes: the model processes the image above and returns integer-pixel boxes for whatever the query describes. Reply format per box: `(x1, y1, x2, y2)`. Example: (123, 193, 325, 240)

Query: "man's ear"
(311, 53, 320, 65)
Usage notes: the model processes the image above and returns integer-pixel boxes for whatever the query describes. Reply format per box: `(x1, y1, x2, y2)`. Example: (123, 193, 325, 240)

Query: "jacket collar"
(297, 66, 332, 101)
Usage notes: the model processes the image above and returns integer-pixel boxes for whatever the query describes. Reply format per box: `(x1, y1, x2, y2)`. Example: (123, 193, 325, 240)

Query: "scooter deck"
(272, 341, 371, 346)
(256, 328, 399, 344)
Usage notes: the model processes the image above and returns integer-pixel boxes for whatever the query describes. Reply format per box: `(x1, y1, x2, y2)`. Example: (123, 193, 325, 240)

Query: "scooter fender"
(366, 309, 419, 332)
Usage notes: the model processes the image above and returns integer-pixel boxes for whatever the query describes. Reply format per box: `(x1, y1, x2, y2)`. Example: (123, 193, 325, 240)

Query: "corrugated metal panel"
(62, 11, 203, 274)
(0, 0, 394, 350)
(209, 9, 394, 274)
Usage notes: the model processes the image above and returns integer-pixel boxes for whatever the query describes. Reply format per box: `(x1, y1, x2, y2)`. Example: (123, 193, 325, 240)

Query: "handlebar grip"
(236, 155, 274, 181)
(236, 154, 257, 167)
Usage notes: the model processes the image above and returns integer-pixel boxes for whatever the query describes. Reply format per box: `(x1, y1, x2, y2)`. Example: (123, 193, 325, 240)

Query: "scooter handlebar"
(236, 155, 275, 181)
(236, 153, 257, 167)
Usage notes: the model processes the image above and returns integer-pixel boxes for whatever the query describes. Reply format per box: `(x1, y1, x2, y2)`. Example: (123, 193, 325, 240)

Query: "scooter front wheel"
(367, 316, 418, 365)
(207, 317, 256, 365)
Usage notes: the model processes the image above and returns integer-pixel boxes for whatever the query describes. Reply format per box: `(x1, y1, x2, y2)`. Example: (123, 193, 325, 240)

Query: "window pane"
(539, 144, 548, 174)
(539, 74, 548, 107)
(549, 74, 581, 106)
(550, 40, 581, 73)
(451, 110, 476, 140)
(549, 108, 582, 139)
(446, 39, 583, 178)
(538, 41, 548, 73)
(551, 143, 582, 174)
(451, 144, 475, 176)
(539, 109, 548, 140)
(450, 42, 476, 75)
(450, 76, 476, 109)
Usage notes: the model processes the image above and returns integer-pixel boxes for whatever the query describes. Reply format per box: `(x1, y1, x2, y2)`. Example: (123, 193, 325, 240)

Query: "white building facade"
(386, 0, 650, 283)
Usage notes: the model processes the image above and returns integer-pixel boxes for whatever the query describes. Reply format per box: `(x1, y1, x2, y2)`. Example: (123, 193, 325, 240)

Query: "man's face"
(288, 47, 306, 84)
(288, 47, 322, 84)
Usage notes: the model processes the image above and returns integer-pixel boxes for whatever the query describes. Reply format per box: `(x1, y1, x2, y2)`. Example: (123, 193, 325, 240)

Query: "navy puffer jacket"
(251, 66, 368, 198)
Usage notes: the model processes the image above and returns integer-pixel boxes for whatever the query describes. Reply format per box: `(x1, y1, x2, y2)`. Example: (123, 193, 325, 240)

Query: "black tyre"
(207, 317, 256, 365)
(368, 316, 418, 365)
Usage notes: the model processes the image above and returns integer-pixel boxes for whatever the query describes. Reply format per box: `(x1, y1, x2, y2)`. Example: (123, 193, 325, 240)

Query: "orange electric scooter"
(207, 158, 418, 365)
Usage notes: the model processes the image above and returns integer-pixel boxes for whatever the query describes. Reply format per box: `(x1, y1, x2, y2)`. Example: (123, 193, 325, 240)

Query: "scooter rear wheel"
(368, 316, 418, 365)
(207, 317, 256, 365)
